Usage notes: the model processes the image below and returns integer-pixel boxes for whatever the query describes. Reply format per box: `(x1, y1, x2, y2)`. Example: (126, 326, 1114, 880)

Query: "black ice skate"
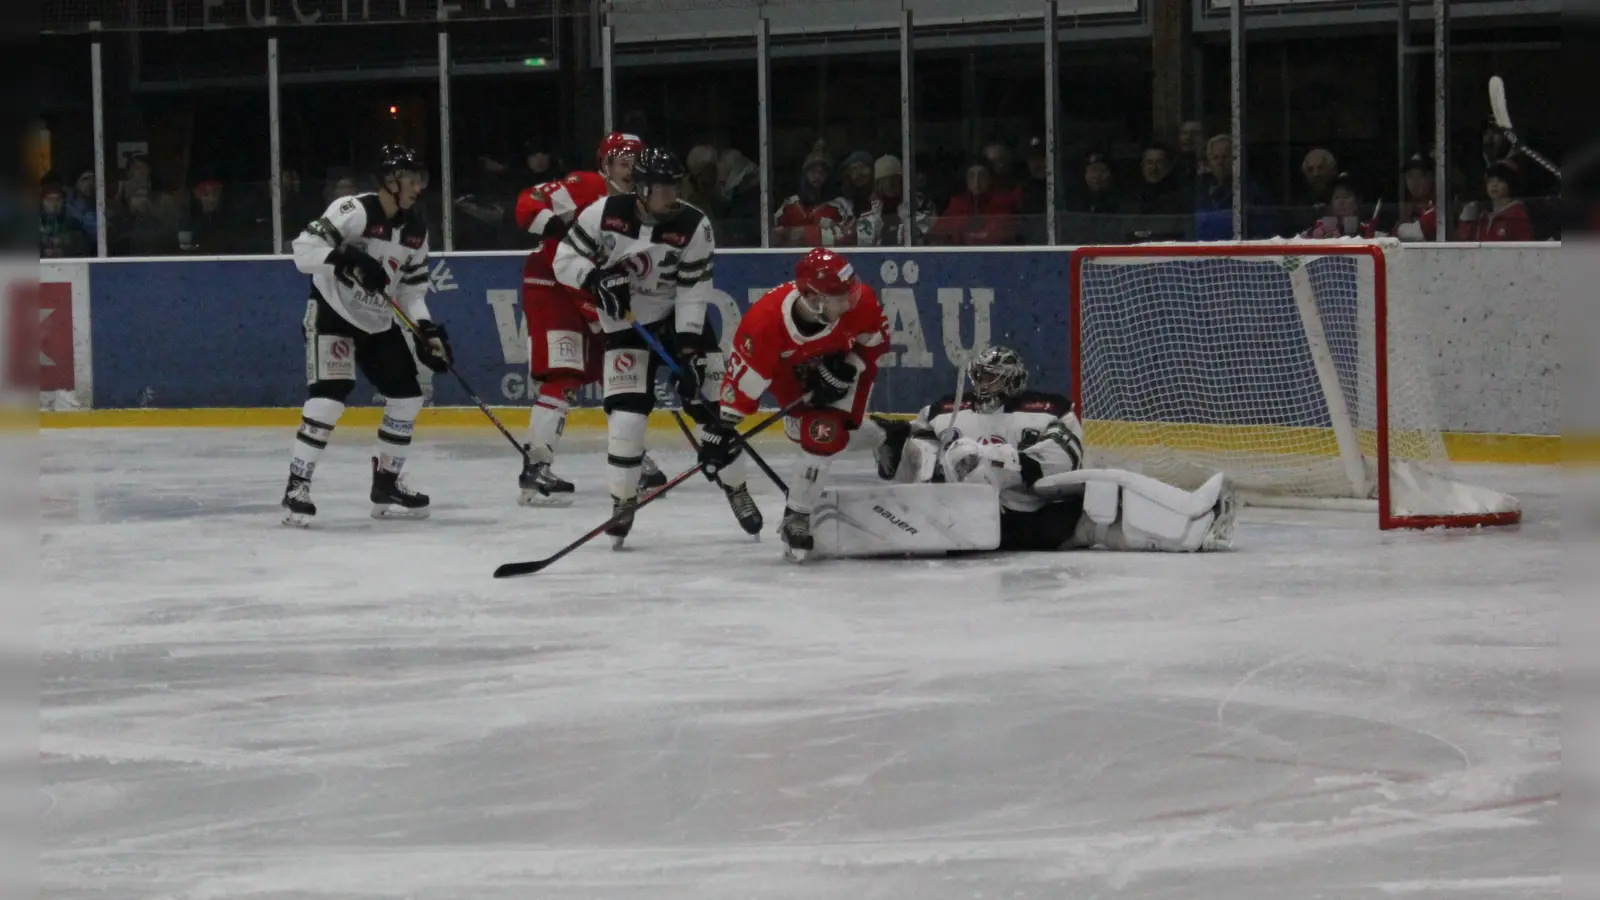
(638, 454, 668, 493)
(778, 506, 813, 563)
(518, 455, 576, 508)
(370, 457, 431, 519)
(281, 474, 317, 527)
(722, 483, 764, 537)
(606, 494, 638, 549)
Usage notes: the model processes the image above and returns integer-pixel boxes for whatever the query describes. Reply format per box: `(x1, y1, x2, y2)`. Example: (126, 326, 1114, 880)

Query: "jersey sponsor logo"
(720, 380, 737, 404)
(602, 216, 631, 233)
(808, 416, 838, 444)
(402, 234, 425, 249)
(613, 353, 636, 373)
(364, 225, 386, 238)
(656, 227, 690, 248)
(548, 330, 583, 369)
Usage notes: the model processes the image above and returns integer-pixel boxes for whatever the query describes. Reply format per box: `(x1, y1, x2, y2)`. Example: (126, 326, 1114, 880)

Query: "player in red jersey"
(700, 247, 891, 561)
(511, 132, 650, 506)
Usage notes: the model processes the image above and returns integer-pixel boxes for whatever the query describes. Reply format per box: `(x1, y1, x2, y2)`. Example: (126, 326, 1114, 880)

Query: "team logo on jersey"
(739, 334, 754, 356)
(808, 417, 837, 444)
(603, 216, 630, 233)
(621, 252, 653, 280)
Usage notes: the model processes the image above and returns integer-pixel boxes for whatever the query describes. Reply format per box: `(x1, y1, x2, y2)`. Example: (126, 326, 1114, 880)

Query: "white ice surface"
(41, 428, 1560, 900)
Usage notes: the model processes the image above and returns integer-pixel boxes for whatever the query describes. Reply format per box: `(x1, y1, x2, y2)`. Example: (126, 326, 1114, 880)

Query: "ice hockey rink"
(40, 426, 1559, 900)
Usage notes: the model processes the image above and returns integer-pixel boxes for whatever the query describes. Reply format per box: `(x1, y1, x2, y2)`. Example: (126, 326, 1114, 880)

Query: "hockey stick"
(1489, 76, 1561, 178)
(493, 397, 804, 579)
(382, 293, 532, 465)
(630, 320, 789, 494)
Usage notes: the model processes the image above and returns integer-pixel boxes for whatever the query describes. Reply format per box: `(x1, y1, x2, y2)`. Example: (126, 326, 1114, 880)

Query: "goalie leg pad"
(1049, 468, 1230, 552)
(811, 483, 1002, 558)
(894, 437, 941, 484)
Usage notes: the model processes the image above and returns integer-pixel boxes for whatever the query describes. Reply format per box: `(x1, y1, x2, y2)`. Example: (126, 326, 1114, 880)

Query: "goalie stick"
(629, 320, 789, 494)
(382, 293, 533, 466)
(1489, 75, 1561, 178)
(492, 398, 804, 579)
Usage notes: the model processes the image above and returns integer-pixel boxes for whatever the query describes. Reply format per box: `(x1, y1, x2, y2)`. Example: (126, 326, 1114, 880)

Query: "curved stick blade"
(1489, 76, 1513, 130)
(494, 559, 551, 578)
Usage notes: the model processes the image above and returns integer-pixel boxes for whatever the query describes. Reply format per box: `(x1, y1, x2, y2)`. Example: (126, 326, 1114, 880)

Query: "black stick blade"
(494, 559, 552, 578)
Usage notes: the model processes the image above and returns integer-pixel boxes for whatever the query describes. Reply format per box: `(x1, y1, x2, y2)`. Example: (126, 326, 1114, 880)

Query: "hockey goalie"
(863, 346, 1239, 555)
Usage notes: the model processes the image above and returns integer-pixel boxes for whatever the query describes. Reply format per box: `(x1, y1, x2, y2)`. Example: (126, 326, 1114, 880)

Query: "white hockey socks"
(290, 397, 345, 480)
(525, 381, 570, 465)
(375, 395, 425, 473)
(786, 451, 834, 515)
(607, 410, 650, 500)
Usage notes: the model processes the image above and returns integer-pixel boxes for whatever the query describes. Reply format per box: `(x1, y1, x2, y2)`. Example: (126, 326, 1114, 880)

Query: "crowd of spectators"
(43, 122, 1561, 258)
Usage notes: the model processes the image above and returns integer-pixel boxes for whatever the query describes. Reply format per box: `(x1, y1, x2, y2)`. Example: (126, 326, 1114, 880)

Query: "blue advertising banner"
(88, 250, 1077, 413)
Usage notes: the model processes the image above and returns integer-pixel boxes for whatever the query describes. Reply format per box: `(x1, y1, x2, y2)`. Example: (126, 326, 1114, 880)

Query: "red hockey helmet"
(596, 132, 643, 169)
(794, 247, 861, 322)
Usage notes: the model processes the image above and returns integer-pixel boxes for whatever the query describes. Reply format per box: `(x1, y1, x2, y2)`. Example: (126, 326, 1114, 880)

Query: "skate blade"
(1201, 490, 1238, 552)
(371, 504, 431, 520)
(519, 490, 575, 508)
(282, 511, 313, 528)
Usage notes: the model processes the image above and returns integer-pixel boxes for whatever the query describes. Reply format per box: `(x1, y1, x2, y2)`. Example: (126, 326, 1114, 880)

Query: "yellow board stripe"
(37, 408, 1562, 465)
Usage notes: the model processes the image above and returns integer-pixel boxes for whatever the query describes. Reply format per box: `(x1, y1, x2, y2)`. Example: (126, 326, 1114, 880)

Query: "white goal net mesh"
(1073, 241, 1518, 523)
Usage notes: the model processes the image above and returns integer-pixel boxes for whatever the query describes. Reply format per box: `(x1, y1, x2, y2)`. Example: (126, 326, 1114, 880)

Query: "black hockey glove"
(329, 246, 390, 294)
(803, 353, 858, 407)
(870, 414, 912, 480)
(413, 320, 451, 373)
(585, 266, 632, 321)
(697, 415, 744, 477)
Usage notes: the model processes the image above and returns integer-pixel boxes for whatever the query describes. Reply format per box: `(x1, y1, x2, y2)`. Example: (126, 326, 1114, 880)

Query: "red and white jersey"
(720, 282, 890, 417)
(515, 171, 611, 289)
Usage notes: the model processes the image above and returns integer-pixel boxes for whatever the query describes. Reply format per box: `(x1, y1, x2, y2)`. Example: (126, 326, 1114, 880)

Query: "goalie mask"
(968, 346, 1027, 411)
(793, 247, 861, 323)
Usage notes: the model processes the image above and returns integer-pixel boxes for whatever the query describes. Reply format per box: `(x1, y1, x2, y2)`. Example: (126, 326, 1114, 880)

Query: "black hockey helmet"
(632, 146, 686, 188)
(377, 145, 429, 182)
(968, 345, 1027, 409)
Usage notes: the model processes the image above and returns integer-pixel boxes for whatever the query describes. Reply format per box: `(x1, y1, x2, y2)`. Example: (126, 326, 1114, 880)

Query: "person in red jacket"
(1456, 159, 1535, 242)
(774, 142, 851, 247)
(930, 156, 1021, 246)
(699, 248, 891, 561)
(1394, 152, 1439, 242)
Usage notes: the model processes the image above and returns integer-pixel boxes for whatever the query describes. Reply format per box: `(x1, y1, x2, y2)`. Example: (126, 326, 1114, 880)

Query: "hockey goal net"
(1069, 240, 1520, 530)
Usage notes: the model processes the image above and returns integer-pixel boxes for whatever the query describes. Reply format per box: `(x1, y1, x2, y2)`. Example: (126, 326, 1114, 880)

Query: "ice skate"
(639, 454, 668, 493)
(518, 454, 576, 508)
(1201, 478, 1238, 551)
(370, 457, 430, 519)
(606, 494, 638, 549)
(722, 482, 764, 537)
(281, 474, 317, 527)
(779, 506, 813, 563)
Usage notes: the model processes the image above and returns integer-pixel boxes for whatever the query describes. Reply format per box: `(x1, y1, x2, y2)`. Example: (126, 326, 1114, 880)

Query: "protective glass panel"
(39, 35, 98, 259)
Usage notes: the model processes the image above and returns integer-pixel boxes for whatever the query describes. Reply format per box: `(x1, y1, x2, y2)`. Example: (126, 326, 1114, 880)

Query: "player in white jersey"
(873, 346, 1237, 552)
(280, 145, 453, 527)
(551, 146, 728, 547)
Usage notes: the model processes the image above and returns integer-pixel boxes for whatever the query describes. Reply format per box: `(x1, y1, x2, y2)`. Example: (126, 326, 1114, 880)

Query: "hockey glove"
(802, 353, 858, 407)
(697, 414, 744, 477)
(413, 320, 452, 373)
(329, 246, 391, 294)
(585, 267, 632, 321)
(871, 414, 912, 480)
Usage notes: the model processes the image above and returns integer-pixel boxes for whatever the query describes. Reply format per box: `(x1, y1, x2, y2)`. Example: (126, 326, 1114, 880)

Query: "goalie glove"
(803, 353, 858, 406)
(871, 414, 912, 480)
(328, 246, 390, 294)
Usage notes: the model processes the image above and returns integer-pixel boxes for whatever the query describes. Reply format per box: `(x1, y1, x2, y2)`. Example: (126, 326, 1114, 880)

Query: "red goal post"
(1067, 240, 1521, 530)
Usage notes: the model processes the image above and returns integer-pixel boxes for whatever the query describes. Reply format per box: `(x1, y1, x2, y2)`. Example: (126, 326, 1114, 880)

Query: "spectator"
(454, 155, 515, 250)
(681, 143, 724, 221)
(930, 156, 1020, 246)
(1393, 151, 1438, 242)
(853, 154, 935, 247)
(519, 137, 564, 188)
(323, 169, 361, 204)
(1297, 148, 1340, 210)
(982, 141, 1019, 196)
(1178, 120, 1206, 181)
(113, 152, 180, 232)
(1128, 142, 1192, 241)
(184, 178, 268, 254)
(716, 147, 762, 247)
(1062, 152, 1132, 245)
(774, 142, 850, 247)
(1303, 173, 1376, 238)
(838, 149, 876, 235)
(110, 184, 180, 256)
(1017, 136, 1050, 244)
(1457, 159, 1533, 241)
(1194, 134, 1274, 240)
(279, 168, 326, 247)
(65, 168, 97, 243)
(40, 177, 89, 258)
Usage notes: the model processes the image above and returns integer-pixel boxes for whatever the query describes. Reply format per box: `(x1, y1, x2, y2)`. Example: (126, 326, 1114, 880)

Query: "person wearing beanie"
(775, 140, 851, 247)
(853, 154, 936, 246)
(1394, 151, 1438, 241)
(930, 155, 1021, 246)
(41, 176, 89, 258)
(65, 167, 98, 241)
(1456, 158, 1533, 241)
(838, 149, 876, 233)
